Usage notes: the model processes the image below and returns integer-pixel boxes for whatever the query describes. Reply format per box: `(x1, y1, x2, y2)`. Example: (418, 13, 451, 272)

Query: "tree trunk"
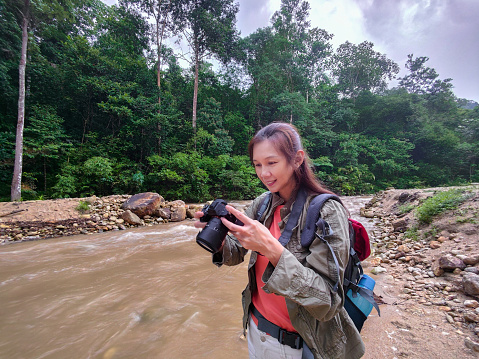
(192, 40, 199, 133)
(156, 16, 162, 109)
(43, 157, 47, 194)
(156, 15, 162, 155)
(11, 0, 29, 202)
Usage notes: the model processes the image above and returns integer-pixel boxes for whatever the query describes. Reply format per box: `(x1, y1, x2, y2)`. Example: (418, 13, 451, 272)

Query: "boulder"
(360, 208, 376, 218)
(155, 207, 171, 220)
(121, 192, 165, 218)
(463, 273, 479, 296)
(438, 255, 466, 271)
(465, 267, 479, 274)
(463, 254, 479, 266)
(121, 210, 142, 225)
(169, 200, 186, 222)
(464, 337, 479, 353)
(464, 311, 479, 323)
(371, 266, 387, 275)
(397, 192, 411, 203)
(186, 204, 204, 219)
(392, 218, 408, 232)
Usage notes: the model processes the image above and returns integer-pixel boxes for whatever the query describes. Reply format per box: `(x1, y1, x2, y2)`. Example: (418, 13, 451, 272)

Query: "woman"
(195, 122, 365, 359)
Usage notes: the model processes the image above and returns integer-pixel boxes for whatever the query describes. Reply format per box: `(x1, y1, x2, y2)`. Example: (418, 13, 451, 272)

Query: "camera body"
(196, 199, 241, 253)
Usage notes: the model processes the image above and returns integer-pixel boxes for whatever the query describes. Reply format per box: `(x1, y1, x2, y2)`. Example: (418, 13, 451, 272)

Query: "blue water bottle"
(346, 274, 375, 317)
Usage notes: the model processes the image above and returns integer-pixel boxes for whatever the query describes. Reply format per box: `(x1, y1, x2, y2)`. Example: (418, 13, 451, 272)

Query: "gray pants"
(247, 316, 303, 359)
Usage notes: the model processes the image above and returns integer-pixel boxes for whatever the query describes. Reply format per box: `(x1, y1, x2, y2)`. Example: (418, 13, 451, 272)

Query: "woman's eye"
(255, 163, 262, 167)
(268, 161, 277, 166)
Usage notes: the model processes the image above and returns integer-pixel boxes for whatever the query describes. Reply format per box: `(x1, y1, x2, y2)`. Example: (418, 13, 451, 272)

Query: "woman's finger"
(194, 221, 207, 229)
(225, 205, 252, 224)
(220, 216, 243, 233)
(193, 211, 206, 229)
(193, 211, 204, 219)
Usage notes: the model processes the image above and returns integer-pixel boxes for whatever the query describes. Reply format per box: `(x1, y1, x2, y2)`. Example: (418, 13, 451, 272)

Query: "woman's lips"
(265, 180, 276, 187)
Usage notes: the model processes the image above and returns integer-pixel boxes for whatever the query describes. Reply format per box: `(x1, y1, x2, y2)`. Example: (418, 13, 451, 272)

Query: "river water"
(0, 196, 374, 359)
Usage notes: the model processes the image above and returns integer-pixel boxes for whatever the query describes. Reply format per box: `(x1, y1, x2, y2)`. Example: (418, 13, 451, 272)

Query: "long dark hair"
(248, 122, 335, 196)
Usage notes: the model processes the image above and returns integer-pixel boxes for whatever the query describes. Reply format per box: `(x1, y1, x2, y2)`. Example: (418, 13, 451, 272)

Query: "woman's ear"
(295, 150, 305, 168)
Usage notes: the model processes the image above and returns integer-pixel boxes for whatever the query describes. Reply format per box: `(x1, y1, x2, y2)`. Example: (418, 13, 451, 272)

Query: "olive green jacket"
(213, 190, 365, 359)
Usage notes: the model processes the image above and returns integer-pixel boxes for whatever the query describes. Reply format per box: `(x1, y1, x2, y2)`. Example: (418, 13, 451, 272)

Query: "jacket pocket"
(298, 306, 347, 359)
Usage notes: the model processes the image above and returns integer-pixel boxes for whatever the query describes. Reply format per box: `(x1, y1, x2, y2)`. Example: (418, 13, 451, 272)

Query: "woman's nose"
(260, 167, 271, 178)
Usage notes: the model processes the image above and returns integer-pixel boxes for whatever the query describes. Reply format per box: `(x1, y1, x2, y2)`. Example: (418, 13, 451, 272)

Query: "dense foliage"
(1, 0, 478, 202)
(415, 189, 475, 225)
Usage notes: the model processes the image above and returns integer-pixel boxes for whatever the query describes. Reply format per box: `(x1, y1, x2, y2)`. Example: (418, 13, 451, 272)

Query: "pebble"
(465, 300, 479, 309)
(371, 266, 387, 275)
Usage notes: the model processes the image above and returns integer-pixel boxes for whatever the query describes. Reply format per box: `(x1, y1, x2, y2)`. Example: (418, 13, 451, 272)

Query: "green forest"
(1, 0, 478, 202)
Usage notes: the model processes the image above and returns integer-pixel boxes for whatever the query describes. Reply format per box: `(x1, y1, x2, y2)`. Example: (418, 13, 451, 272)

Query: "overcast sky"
(104, 0, 479, 101)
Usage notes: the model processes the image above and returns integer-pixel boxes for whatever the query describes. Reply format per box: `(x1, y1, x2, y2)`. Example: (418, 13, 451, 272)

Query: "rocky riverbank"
(361, 186, 479, 355)
(0, 193, 204, 244)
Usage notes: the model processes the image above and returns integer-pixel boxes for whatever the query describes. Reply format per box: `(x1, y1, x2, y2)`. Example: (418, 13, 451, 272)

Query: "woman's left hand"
(221, 205, 284, 266)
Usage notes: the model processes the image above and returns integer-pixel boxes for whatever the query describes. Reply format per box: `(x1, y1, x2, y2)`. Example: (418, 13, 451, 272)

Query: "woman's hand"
(193, 211, 207, 229)
(220, 205, 284, 266)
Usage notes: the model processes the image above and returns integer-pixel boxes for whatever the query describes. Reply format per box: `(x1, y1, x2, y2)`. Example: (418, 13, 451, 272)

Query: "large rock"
(121, 210, 142, 225)
(121, 192, 165, 218)
(438, 255, 466, 271)
(169, 200, 186, 222)
(392, 218, 408, 232)
(463, 273, 479, 296)
(186, 204, 204, 219)
(463, 254, 479, 266)
(360, 208, 376, 218)
(155, 207, 171, 220)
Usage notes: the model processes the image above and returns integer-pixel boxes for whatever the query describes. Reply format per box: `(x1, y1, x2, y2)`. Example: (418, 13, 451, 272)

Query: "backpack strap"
(254, 188, 308, 247)
(255, 190, 340, 292)
(300, 193, 343, 293)
(300, 194, 340, 248)
(352, 286, 381, 315)
(278, 188, 308, 247)
(256, 192, 272, 222)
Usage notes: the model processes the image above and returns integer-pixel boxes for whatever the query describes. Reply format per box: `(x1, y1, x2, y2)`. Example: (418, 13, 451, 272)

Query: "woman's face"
(252, 139, 303, 201)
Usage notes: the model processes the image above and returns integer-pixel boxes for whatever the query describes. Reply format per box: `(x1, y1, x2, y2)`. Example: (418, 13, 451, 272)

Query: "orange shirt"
(251, 205, 297, 333)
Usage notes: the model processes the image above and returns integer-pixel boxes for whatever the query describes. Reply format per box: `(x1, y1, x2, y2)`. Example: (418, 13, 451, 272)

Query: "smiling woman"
(194, 122, 365, 359)
(251, 139, 302, 201)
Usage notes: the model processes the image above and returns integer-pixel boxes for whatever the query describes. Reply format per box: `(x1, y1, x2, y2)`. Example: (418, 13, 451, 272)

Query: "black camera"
(196, 199, 243, 253)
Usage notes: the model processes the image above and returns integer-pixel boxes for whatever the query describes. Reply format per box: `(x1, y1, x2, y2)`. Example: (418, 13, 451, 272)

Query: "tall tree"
(10, 0, 29, 201)
(242, 0, 333, 127)
(331, 41, 399, 99)
(270, 0, 332, 95)
(176, 0, 239, 131)
(0, 0, 22, 129)
(398, 54, 453, 96)
(8, 0, 76, 200)
(125, 0, 182, 154)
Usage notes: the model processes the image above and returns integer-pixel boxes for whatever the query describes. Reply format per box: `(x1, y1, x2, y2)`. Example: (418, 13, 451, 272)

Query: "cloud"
(236, 0, 280, 35)
(352, 0, 479, 100)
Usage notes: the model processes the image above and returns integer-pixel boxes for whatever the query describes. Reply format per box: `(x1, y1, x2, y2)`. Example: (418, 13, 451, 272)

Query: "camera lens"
(196, 217, 228, 253)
